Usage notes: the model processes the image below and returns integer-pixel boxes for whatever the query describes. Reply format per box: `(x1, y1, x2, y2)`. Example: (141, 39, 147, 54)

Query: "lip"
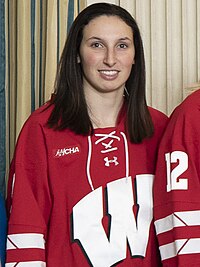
(98, 70, 119, 80)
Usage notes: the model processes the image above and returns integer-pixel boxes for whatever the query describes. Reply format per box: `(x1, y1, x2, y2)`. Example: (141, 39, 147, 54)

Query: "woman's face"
(79, 15, 135, 95)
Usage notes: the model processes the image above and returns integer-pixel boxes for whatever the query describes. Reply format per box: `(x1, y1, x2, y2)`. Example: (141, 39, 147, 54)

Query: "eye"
(118, 43, 128, 49)
(91, 42, 103, 48)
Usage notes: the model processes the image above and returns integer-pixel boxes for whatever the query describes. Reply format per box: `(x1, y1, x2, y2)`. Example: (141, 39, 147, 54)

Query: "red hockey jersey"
(154, 89, 200, 267)
(6, 103, 167, 267)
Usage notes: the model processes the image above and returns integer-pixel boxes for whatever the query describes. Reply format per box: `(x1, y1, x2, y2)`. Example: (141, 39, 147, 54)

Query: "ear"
(77, 55, 81, 63)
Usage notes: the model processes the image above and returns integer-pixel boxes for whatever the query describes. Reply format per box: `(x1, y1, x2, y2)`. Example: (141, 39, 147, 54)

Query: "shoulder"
(13, 103, 55, 164)
(17, 102, 53, 137)
(15, 102, 54, 148)
(180, 88, 200, 108)
(170, 88, 200, 126)
(25, 102, 53, 126)
(162, 89, 200, 145)
(148, 106, 169, 130)
(149, 106, 168, 121)
(170, 89, 200, 121)
(144, 106, 169, 144)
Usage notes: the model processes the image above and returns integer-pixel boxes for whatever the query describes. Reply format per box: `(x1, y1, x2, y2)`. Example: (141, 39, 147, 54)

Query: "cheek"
(82, 53, 101, 68)
(123, 54, 135, 67)
(121, 59, 134, 76)
(121, 55, 134, 78)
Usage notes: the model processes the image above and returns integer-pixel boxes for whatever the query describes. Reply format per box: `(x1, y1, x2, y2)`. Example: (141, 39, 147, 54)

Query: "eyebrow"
(86, 36, 132, 42)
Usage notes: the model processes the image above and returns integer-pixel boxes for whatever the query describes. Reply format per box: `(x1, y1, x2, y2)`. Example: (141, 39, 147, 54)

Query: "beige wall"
(86, 0, 200, 115)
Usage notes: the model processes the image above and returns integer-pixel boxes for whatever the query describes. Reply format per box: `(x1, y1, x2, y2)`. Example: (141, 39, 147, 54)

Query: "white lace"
(87, 131, 129, 191)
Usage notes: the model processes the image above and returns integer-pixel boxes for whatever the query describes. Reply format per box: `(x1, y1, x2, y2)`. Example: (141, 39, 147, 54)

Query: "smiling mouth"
(99, 70, 119, 75)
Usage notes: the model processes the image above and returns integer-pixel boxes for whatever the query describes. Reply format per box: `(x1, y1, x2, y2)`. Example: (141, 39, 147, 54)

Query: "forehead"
(82, 15, 133, 39)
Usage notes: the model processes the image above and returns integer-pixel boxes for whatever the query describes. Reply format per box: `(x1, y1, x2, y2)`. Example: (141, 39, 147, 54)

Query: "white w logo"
(72, 175, 154, 267)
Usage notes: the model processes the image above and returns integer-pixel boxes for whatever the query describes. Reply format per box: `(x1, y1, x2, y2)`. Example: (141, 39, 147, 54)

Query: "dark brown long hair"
(47, 3, 154, 143)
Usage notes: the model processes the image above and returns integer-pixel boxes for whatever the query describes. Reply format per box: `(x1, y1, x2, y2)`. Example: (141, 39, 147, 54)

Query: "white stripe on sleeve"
(155, 210, 200, 260)
(6, 261, 46, 267)
(155, 210, 200, 234)
(7, 233, 45, 250)
(159, 238, 200, 260)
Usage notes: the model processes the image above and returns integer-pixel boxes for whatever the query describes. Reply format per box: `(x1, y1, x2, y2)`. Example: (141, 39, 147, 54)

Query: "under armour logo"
(104, 156, 119, 167)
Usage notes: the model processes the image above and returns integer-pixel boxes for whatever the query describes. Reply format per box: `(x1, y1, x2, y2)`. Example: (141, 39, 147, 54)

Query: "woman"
(154, 87, 200, 267)
(6, 3, 168, 266)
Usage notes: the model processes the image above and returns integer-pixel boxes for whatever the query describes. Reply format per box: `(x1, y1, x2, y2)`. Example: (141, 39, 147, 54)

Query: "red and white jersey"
(6, 103, 167, 267)
(154, 89, 200, 267)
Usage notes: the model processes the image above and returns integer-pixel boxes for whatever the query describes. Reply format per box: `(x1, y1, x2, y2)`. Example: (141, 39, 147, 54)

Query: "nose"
(103, 48, 116, 67)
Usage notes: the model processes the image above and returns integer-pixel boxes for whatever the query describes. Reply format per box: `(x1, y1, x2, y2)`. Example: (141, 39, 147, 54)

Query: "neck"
(85, 90, 124, 128)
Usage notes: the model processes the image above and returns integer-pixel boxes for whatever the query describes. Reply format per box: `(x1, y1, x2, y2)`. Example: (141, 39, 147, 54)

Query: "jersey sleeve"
(6, 115, 52, 267)
(153, 105, 200, 267)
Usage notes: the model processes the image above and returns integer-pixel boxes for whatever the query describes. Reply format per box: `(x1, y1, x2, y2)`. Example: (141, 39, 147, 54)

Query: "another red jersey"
(154, 89, 200, 267)
(6, 103, 167, 267)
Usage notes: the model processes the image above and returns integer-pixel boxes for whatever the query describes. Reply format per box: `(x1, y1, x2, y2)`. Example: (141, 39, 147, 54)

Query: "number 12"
(165, 151, 188, 192)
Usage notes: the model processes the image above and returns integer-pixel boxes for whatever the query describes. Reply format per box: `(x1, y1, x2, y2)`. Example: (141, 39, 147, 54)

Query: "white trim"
(7, 233, 45, 250)
(160, 238, 200, 260)
(87, 136, 94, 191)
(6, 262, 46, 267)
(155, 210, 200, 234)
(120, 132, 129, 178)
